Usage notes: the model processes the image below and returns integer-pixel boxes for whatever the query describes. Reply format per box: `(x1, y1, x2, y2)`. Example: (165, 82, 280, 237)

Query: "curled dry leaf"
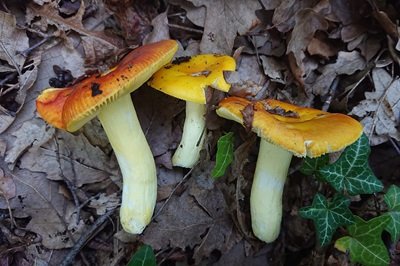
(310, 51, 366, 96)
(287, 9, 329, 81)
(351, 68, 400, 145)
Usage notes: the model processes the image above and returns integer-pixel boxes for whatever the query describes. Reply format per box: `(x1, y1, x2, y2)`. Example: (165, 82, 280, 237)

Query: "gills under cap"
(37, 40, 179, 131)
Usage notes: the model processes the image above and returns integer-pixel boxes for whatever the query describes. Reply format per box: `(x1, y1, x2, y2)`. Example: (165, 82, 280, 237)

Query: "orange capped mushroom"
(216, 96, 363, 242)
(36, 40, 179, 234)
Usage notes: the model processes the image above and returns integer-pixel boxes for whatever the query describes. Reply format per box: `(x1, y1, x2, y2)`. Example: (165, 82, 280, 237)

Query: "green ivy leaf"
(383, 185, 400, 241)
(299, 193, 354, 246)
(211, 132, 234, 179)
(300, 154, 329, 176)
(335, 215, 390, 266)
(127, 245, 156, 266)
(318, 134, 383, 195)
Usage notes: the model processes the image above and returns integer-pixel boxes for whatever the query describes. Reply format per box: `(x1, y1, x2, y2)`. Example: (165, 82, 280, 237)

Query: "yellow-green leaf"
(212, 132, 234, 179)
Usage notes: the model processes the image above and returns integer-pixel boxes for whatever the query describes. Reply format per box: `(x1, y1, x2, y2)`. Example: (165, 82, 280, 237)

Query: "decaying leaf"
(19, 130, 117, 187)
(0, 11, 29, 69)
(311, 51, 366, 96)
(351, 68, 400, 145)
(187, 0, 261, 53)
(4, 119, 55, 167)
(26, 1, 122, 65)
(0, 168, 16, 200)
(142, 176, 239, 263)
(88, 193, 120, 215)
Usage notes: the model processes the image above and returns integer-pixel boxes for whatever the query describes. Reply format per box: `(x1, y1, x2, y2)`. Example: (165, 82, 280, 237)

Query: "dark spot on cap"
(91, 83, 103, 97)
(172, 56, 191, 65)
(164, 65, 172, 69)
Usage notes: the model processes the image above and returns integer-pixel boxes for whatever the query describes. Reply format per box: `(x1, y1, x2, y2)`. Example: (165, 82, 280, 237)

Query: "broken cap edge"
(148, 54, 236, 104)
(216, 96, 363, 158)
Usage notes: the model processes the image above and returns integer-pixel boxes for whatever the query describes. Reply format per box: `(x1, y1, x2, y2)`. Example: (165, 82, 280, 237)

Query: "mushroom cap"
(36, 40, 179, 132)
(147, 54, 236, 104)
(216, 97, 363, 158)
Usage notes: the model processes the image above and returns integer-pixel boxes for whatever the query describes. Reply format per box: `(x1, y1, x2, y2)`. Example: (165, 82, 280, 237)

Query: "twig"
(322, 77, 339, 111)
(167, 23, 203, 34)
(152, 168, 193, 220)
(389, 138, 400, 155)
(18, 35, 54, 57)
(60, 208, 116, 266)
(0, 41, 21, 76)
(54, 137, 81, 221)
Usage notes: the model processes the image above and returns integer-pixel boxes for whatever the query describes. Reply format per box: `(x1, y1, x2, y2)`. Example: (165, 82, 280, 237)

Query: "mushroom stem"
(97, 94, 157, 234)
(251, 138, 293, 242)
(172, 101, 206, 168)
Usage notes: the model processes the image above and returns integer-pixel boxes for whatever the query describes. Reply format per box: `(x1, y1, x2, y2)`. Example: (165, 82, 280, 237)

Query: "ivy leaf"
(127, 244, 156, 266)
(335, 215, 390, 266)
(300, 154, 329, 176)
(383, 185, 400, 241)
(318, 134, 383, 195)
(211, 132, 234, 179)
(299, 193, 354, 246)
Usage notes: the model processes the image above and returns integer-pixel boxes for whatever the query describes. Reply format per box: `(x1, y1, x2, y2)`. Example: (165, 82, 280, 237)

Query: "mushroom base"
(251, 139, 293, 243)
(172, 101, 206, 168)
(98, 94, 157, 234)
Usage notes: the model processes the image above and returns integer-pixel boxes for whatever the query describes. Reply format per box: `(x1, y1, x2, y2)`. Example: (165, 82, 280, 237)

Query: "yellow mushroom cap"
(36, 40, 179, 131)
(216, 97, 363, 158)
(148, 54, 236, 104)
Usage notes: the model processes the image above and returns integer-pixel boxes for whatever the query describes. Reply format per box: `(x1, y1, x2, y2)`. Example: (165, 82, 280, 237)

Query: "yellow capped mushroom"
(216, 96, 363, 243)
(148, 54, 236, 168)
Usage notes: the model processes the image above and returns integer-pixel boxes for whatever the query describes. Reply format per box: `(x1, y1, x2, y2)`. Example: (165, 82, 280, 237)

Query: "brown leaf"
(26, 1, 122, 64)
(4, 119, 55, 167)
(0, 11, 29, 68)
(272, 0, 319, 33)
(187, 0, 261, 53)
(351, 68, 400, 145)
(142, 177, 239, 263)
(19, 130, 117, 187)
(307, 34, 338, 59)
(311, 51, 366, 96)
(0, 168, 16, 200)
(287, 9, 329, 77)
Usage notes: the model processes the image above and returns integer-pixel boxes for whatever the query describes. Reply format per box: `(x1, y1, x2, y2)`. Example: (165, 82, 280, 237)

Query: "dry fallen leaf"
(0, 168, 16, 200)
(351, 68, 400, 145)
(142, 175, 239, 263)
(310, 51, 366, 96)
(186, 0, 261, 53)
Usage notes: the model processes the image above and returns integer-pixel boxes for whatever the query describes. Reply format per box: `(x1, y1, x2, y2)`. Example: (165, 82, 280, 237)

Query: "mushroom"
(148, 54, 236, 168)
(216, 96, 363, 242)
(36, 40, 179, 234)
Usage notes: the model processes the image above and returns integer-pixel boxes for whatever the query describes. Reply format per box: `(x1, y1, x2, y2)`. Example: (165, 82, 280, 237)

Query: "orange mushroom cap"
(216, 96, 363, 158)
(36, 40, 179, 131)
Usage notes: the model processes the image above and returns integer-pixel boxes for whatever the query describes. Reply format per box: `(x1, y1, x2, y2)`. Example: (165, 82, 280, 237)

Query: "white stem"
(97, 94, 157, 234)
(251, 139, 293, 242)
(172, 101, 206, 168)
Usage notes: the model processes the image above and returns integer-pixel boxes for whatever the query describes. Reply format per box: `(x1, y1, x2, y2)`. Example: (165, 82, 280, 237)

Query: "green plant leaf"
(318, 134, 383, 195)
(383, 185, 400, 241)
(335, 215, 390, 266)
(300, 154, 329, 176)
(127, 244, 156, 266)
(211, 132, 234, 179)
(299, 193, 354, 246)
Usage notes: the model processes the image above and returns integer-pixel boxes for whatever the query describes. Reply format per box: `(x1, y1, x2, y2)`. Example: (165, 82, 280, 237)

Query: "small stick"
(60, 208, 116, 266)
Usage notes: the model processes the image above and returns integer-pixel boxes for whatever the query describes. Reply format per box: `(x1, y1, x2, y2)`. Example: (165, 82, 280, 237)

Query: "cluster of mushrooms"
(36, 40, 363, 243)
